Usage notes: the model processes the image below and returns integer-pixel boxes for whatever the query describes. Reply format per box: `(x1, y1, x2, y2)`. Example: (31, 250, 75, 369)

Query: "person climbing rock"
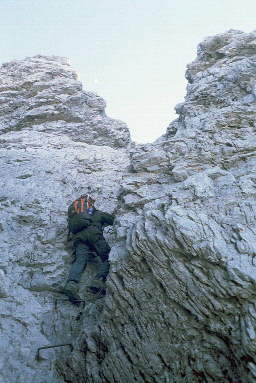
(61, 194, 114, 304)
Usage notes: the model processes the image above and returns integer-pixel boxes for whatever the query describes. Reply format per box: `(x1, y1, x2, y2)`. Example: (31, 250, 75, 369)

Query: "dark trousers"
(67, 236, 110, 283)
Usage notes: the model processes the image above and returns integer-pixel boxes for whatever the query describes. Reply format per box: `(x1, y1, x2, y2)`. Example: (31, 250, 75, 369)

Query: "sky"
(0, 0, 255, 143)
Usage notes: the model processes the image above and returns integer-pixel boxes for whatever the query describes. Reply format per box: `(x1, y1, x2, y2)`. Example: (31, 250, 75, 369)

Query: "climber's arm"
(102, 211, 115, 226)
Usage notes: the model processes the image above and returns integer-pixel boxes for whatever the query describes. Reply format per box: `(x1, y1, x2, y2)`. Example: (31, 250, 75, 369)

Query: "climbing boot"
(95, 260, 110, 281)
(61, 281, 81, 305)
(88, 279, 106, 296)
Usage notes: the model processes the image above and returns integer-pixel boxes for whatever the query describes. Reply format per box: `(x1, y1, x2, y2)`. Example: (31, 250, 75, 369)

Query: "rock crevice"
(1, 30, 256, 383)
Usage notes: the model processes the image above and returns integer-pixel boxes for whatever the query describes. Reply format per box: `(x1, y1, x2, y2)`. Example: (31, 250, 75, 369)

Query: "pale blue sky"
(0, 0, 255, 142)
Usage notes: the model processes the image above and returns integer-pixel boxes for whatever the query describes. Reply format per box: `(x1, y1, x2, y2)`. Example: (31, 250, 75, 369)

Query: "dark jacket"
(68, 207, 114, 244)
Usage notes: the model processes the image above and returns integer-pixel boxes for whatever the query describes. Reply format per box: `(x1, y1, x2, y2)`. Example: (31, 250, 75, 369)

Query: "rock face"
(1, 30, 256, 383)
(0, 55, 129, 148)
(56, 30, 256, 383)
(0, 56, 130, 383)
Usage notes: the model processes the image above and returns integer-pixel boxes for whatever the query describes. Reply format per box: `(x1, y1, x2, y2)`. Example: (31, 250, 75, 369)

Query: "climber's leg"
(89, 235, 111, 294)
(67, 241, 90, 283)
(62, 241, 90, 303)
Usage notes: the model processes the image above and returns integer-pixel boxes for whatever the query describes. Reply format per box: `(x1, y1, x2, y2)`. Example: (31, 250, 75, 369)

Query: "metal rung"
(36, 343, 73, 361)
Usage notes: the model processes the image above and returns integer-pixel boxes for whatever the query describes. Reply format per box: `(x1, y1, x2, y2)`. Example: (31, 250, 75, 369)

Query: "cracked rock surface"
(2, 30, 256, 383)
(0, 56, 129, 383)
(0, 55, 129, 148)
(56, 30, 256, 383)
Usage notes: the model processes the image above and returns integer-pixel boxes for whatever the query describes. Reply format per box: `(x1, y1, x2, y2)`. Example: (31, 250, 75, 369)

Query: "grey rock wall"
(0, 55, 129, 148)
(0, 56, 129, 383)
(55, 30, 256, 383)
(2, 30, 256, 383)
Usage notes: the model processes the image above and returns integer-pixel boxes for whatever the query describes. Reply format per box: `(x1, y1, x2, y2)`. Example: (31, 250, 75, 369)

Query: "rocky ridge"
(1, 30, 256, 383)
(0, 56, 129, 383)
(56, 30, 256, 383)
(0, 55, 129, 148)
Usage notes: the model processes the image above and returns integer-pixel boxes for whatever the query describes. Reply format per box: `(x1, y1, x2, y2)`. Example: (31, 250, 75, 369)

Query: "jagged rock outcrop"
(0, 56, 130, 383)
(55, 30, 256, 383)
(1, 29, 256, 383)
(0, 55, 129, 148)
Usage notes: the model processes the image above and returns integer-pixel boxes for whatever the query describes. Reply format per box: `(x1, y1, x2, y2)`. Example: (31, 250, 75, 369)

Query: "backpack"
(68, 197, 92, 234)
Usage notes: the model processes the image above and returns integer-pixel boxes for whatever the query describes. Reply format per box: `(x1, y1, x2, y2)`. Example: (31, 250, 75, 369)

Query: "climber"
(61, 194, 114, 304)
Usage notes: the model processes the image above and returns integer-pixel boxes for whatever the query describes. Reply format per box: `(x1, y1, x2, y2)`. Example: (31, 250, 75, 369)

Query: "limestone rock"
(0, 270, 8, 298)
(0, 55, 130, 148)
(0, 56, 129, 383)
(56, 30, 256, 383)
(2, 30, 256, 383)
